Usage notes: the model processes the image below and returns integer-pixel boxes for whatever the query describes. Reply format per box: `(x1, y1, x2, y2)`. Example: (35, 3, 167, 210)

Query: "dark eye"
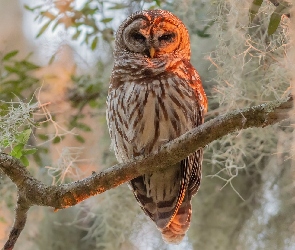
(158, 33, 175, 42)
(131, 32, 146, 42)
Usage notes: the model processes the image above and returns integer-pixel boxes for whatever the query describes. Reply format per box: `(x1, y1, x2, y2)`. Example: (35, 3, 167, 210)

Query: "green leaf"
(53, 136, 62, 144)
(4, 65, 18, 73)
(22, 148, 37, 155)
(196, 30, 211, 38)
(108, 3, 127, 10)
(75, 123, 91, 132)
(249, 0, 263, 22)
(91, 36, 98, 50)
(1, 139, 10, 148)
(72, 30, 81, 40)
(22, 61, 39, 70)
(80, 6, 97, 15)
(36, 20, 51, 38)
(267, 4, 290, 35)
(24, 4, 34, 11)
(10, 143, 25, 159)
(33, 151, 42, 165)
(3, 50, 19, 61)
(52, 21, 60, 32)
(89, 100, 98, 108)
(16, 129, 32, 144)
(24, 4, 43, 12)
(20, 155, 29, 167)
(101, 17, 113, 23)
(75, 135, 85, 143)
(48, 54, 55, 65)
(38, 134, 49, 140)
(84, 33, 90, 45)
(268, 12, 281, 35)
(154, 0, 161, 7)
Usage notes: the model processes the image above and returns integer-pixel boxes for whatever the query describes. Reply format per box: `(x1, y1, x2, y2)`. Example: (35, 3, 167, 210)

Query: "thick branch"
(0, 96, 293, 248)
(0, 96, 293, 207)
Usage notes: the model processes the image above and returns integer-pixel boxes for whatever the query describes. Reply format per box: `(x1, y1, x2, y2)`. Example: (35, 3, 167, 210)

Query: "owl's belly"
(109, 79, 197, 162)
(130, 92, 191, 153)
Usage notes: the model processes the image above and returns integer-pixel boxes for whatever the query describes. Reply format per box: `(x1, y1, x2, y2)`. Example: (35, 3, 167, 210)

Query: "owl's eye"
(158, 33, 175, 42)
(131, 32, 146, 42)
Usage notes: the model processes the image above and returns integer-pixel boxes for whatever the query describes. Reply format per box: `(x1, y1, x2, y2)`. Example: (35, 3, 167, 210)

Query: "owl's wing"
(182, 60, 208, 113)
(187, 149, 203, 196)
(156, 149, 202, 243)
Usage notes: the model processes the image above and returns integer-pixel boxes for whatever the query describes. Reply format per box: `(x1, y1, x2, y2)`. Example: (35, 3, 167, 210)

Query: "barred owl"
(106, 9, 207, 244)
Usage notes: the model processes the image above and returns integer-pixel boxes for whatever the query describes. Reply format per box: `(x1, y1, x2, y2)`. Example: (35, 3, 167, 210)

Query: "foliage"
(0, 102, 38, 166)
(249, 0, 291, 35)
(24, 0, 165, 50)
(0, 51, 39, 107)
(204, 0, 290, 202)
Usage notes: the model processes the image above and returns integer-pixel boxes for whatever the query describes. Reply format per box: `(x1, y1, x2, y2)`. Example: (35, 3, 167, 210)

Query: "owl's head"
(115, 10, 191, 60)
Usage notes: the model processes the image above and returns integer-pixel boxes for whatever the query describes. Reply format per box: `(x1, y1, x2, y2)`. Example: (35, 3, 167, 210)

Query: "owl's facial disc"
(123, 17, 180, 58)
(123, 18, 150, 54)
(150, 24, 180, 56)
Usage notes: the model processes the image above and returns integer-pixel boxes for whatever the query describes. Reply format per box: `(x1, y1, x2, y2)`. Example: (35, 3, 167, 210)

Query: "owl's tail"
(160, 195, 192, 244)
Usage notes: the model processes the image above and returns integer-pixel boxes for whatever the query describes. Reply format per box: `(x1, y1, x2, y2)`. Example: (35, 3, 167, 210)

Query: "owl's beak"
(149, 47, 156, 58)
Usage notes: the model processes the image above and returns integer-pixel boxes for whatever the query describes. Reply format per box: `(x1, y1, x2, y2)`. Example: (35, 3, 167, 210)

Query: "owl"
(106, 9, 207, 243)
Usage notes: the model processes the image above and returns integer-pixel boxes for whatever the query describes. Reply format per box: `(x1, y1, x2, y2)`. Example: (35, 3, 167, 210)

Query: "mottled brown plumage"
(106, 9, 207, 243)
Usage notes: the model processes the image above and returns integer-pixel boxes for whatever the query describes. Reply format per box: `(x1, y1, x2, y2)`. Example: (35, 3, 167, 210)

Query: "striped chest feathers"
(109, 76, 199, 160)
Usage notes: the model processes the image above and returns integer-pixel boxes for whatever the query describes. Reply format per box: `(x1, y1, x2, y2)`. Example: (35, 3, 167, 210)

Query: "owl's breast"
(107, 74, 200, 162)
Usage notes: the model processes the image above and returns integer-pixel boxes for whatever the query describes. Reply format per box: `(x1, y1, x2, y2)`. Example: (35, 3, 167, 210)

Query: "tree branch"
(3, 196, 29, 250)
(0, 96, 293, 249)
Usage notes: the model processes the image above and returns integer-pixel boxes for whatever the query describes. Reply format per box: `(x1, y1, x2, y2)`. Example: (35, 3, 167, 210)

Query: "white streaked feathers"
(107, 77, 197, 162)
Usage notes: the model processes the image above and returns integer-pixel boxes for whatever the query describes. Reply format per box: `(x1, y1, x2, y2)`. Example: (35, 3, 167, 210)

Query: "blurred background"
(0, 0, 294, 249)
